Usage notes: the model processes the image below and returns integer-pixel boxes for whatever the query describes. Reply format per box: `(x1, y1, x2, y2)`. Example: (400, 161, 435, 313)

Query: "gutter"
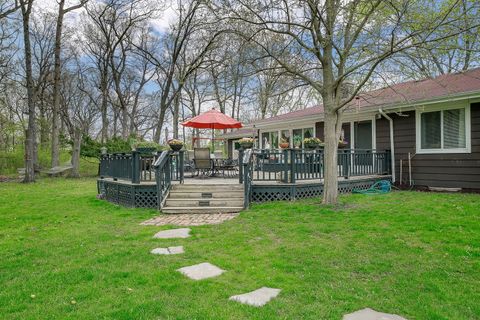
(378, 109, 396, 183)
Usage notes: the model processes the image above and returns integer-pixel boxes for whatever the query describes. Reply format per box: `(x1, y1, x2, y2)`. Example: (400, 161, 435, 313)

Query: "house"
(222, 68, 480, 191)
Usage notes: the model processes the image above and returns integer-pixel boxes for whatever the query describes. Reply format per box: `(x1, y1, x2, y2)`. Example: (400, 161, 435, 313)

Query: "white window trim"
(349, 117, 376, 150)
(415, 103, 471, 154)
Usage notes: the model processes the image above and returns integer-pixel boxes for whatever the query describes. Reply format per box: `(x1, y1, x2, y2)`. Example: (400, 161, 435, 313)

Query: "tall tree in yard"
(51, 0, 87, 168)
(223, 0, 479, 204)
(19, 0, 35, 183)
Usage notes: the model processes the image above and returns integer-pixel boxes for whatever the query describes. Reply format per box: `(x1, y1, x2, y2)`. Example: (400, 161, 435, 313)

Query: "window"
(281, 130, 290, 145)
(292, 127, 314, 148)
(262, 131, 279, 149)
(354, 120, 373, 149)
(417, 105, 470, 153)
(271, 131, 279, 149)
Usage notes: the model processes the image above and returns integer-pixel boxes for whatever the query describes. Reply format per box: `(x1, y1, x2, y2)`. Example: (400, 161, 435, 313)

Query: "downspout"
(378, 109, 396, 183)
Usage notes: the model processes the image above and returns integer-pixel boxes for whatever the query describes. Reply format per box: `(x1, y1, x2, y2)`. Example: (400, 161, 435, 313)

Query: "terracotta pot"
(279, 142, 290, 149)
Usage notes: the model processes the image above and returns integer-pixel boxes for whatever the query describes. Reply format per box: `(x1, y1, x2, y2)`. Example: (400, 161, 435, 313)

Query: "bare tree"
(19, 0, 35, 183)
(222, 0, 480, 204)
(0, 0, 20, 20)
(137, 0, 225, 143)
(51, 0, 87, 168)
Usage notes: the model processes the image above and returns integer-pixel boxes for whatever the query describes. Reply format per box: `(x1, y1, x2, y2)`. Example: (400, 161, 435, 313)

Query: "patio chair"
(193, 148, 213, 177)
(183, 150, 195, 177)
(218, 158, 239, 178)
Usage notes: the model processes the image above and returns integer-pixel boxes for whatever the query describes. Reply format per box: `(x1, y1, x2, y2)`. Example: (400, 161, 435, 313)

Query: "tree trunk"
(154, 106, 167, 143)
(121, 106, 129, 139)
(69, 128, 81, 178)
(21, 0, 36, 183)
(173, 93, 179, 139)
(100, 72, 109, 143)
(51, 0, 65, 168)
(322, 110, 341, 204)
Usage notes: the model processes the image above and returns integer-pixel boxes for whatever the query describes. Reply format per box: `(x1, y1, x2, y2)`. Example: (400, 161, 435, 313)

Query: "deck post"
(178, 150, 184, 183)
(132, 151, 140, 184)
(238, 148, 244, 184)
(289, 149, 296, 184)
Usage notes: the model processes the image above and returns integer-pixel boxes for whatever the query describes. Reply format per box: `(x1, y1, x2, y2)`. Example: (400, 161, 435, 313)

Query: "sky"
(33, 0, 177, 32)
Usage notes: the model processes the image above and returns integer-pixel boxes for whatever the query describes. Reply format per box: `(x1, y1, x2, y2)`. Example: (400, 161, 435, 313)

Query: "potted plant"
(167, 139, 184, 151)
(293, 136, 302, 148)
(238, 137, 255, 149)
(135, 141, 159, 154)
(338, 139, 348, 149)
(279, 138, 290, 149)
(304, 137, 322, 149)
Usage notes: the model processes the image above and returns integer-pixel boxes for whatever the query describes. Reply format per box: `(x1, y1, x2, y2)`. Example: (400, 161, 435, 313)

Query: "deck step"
(165, 198, 244, 208)
(161, 206, 244, 214)
(170, 184, 243, 191)
(168, 191, 244, 199)
(163, 183, 244, 214)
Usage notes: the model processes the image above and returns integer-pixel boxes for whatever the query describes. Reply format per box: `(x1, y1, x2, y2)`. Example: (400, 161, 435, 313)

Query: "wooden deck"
(101, 174, 391, 186)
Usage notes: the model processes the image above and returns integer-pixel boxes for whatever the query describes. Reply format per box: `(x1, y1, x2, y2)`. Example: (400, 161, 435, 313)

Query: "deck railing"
(239, 148, 391, 183)
(99, 150, 184, 185)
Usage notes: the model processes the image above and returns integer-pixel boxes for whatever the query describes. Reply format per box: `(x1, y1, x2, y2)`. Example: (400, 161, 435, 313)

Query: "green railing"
(241, 149, 254, 209)
(99, 151, 160, 183)
(240, 148, 391, 183)
(154, 150, 184, 209)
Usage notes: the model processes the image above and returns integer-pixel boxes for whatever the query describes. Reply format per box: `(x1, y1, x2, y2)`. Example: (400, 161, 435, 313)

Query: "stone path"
(153, 228, 191, 239)
(141, 213, 239, 226)
(343, 308, 407, 320)
(147, 224, 407, 313)
(177, 262, 226, 280)
(229, 287, 281, 307)
(150, 246, 184, 255)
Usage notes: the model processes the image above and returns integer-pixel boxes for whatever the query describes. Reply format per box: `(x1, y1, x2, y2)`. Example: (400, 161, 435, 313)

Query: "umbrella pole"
(212, 128, 215, 152)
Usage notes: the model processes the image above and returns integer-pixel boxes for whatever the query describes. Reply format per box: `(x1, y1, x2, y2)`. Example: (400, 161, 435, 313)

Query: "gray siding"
(376, 103, 480, 189)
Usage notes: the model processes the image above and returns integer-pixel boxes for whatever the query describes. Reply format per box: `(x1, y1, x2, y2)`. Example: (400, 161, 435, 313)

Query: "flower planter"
(169, 144, 183, 152)
(338, 142, 348, 149)
(304, 143, 319, 150)
(239, 142, 253, 149)
(279, 142, 290, 149)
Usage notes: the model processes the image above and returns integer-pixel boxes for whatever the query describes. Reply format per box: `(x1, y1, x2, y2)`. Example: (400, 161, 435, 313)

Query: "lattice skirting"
(97, 180, 158, 209)
(251, 178, 391, 203)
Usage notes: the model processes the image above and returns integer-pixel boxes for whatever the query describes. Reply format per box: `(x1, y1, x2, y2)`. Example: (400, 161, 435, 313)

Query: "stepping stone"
(343, 308, 407, 320)
(229, 287, 281, 307)
(150, 246, 184, 255)
(153, 228, 191, 239)
(177, 262, 225, 280)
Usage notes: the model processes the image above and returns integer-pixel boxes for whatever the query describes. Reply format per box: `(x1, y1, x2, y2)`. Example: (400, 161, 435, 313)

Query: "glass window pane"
(271, 131, 279, 149)
(443, 108, 466, 149)
(261, 132, 270, 148)
(293, 129, 303, 148)
(281, 130, 290, 143)
(304, 127, 314, 139)
(421, 111, 441, 149)
(354, 120, 372, 149)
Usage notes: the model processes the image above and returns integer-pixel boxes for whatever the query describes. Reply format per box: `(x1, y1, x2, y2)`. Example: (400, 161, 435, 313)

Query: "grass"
(0, 147, 98, 177)
(0, 179, 479, 319)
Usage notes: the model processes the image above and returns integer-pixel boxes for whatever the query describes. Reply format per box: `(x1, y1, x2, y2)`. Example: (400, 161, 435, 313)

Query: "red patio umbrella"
(182, 108, 242, 150)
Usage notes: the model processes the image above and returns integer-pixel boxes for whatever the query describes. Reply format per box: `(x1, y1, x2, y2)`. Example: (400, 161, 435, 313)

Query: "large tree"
(51, 0, 87, 168)
(19, 0, 35, 183)
(222, 0, 479, 204)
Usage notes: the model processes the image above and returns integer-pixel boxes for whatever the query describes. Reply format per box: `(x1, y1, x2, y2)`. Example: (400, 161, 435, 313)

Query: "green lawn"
(0, 179, 479, 319)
